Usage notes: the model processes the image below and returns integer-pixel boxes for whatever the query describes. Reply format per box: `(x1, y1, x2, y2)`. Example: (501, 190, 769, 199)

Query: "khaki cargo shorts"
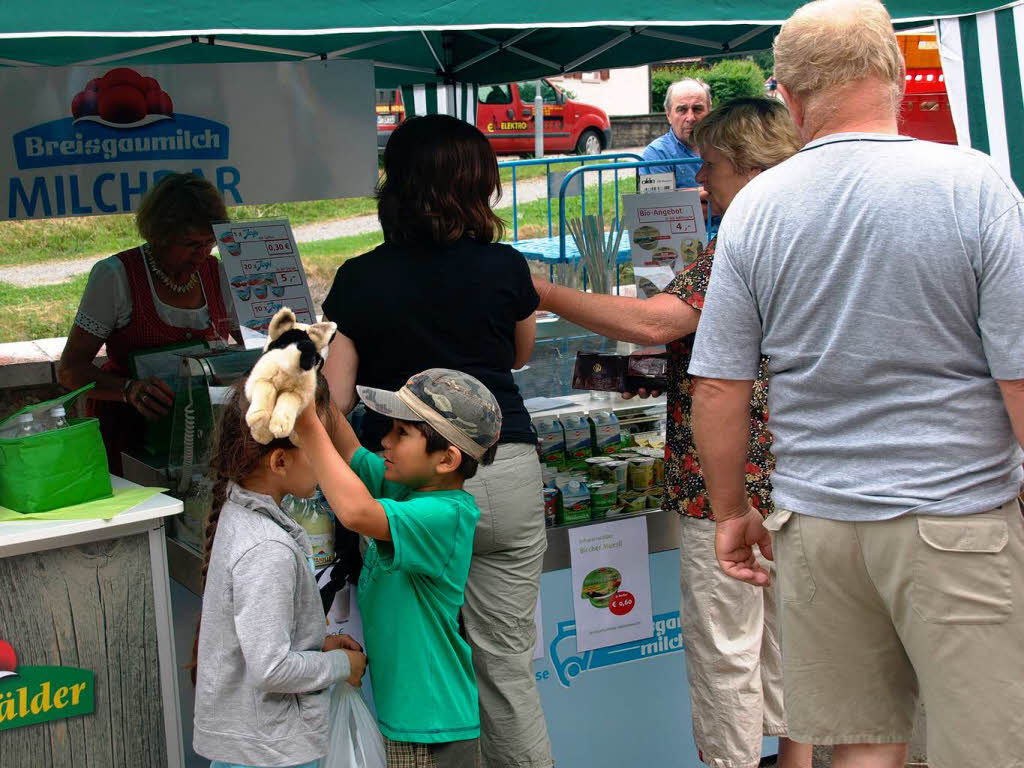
(764, 498, 1024, 767)
(678, 515, 788, 768)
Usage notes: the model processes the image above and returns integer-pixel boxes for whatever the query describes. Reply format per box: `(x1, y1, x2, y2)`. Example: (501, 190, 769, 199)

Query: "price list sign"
(213, 218, 317, 334)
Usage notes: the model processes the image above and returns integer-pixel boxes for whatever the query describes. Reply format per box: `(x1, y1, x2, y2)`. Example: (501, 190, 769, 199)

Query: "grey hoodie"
(193, 483, 350, 767)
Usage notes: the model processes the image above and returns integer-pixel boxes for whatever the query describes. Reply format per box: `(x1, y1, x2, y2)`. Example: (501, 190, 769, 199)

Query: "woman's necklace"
(143, 243, 198, 295)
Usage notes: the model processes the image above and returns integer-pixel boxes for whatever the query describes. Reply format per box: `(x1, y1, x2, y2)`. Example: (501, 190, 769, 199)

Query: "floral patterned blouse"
(661, 238, 775, 520)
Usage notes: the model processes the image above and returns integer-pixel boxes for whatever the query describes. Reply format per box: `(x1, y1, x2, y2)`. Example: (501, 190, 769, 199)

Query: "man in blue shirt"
(642, 78, 711, 189)
(642, 78, 719, 237)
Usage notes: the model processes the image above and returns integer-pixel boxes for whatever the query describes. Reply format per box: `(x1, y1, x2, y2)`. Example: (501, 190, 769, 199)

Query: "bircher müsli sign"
(622, 189, 707, 298)
(213, 219, 316, 335)
(568, 516, 653, 652)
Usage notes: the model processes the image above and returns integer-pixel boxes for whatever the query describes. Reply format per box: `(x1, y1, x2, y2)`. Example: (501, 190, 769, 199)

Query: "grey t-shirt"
(688, 133, 1024, 521)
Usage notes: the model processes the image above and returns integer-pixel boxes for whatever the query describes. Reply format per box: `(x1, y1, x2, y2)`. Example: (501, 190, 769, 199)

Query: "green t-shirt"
(351, 448, 481, 743)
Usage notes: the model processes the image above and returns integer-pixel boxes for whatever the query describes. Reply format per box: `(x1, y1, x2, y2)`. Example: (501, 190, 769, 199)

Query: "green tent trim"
(938, 2, 1024, 188)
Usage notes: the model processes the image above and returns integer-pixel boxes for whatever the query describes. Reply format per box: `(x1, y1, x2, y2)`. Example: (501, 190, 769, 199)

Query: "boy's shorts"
(765, 499, 1024, 767)
(384, 736, 481, 768)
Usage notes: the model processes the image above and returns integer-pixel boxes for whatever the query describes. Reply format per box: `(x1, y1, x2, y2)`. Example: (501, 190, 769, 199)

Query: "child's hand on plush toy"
(244, 307, 336, 445)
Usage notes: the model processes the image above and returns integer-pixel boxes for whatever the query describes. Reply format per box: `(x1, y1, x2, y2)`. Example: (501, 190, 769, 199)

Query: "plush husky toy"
(245, 307, 336, 445)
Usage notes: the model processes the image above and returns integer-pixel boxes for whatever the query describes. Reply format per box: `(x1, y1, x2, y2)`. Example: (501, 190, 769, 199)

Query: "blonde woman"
(534, 98, 809, 768)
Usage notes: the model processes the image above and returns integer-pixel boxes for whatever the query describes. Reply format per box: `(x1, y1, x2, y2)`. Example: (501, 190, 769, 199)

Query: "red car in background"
(898, 33, 957, 144)
(377, 79, 613, 155)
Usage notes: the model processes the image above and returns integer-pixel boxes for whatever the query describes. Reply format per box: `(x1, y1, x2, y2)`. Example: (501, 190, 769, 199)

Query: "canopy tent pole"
(727, 25, 774, 48)
(71, 39, 194, 66)
(635, 28, 727, 51)
(375, 61, 437, 74)
(534, 79, 544, 157)
(463, 30, 559, 72)
(421, 31, 444, 70)
(318, 34, 408, 59)
(452, 29, 538, 73)
(204, 38, 315, 59)
(563, 28, 641, 72)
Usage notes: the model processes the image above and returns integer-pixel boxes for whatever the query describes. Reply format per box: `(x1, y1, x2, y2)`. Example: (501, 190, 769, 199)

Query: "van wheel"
(576, 129, 603, 156)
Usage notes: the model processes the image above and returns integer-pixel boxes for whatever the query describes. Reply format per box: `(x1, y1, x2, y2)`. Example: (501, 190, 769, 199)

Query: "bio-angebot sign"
(1, 60, 377, 220)
(622, 189, 707, 297)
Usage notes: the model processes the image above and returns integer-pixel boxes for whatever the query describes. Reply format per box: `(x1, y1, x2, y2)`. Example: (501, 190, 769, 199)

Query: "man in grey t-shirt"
(688, 1, 1024, 766)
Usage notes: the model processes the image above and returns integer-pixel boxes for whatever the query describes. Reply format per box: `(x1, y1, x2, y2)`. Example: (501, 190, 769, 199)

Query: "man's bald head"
(774, 0, 904, 115)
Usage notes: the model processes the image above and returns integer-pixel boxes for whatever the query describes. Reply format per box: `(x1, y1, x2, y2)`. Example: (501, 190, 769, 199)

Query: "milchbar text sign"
(0, 60, 377, 220)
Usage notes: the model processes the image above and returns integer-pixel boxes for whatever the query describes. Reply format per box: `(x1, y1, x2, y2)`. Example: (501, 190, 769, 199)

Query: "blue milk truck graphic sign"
(549, 610, 684, 687)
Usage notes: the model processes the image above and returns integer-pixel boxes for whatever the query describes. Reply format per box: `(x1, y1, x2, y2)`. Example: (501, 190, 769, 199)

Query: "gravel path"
(0, 151, 643, 289)
(289, 174, 555, 243)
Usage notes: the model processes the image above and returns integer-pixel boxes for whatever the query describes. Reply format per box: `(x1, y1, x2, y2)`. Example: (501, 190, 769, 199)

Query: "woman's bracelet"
(122, 378, 135, 403)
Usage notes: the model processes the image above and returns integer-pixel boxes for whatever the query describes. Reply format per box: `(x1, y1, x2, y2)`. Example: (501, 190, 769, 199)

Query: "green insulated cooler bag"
(0, 383, 113, 513)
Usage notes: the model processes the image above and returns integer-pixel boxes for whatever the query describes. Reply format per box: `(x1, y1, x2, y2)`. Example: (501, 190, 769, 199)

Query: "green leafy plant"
(651, 58, 766, 111)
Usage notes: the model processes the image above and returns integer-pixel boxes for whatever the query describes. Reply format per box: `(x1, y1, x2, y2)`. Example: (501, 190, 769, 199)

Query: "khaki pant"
(765, 499, 1024, 767)
(462, 443, 553, 768)
(678, 515, 788, 768)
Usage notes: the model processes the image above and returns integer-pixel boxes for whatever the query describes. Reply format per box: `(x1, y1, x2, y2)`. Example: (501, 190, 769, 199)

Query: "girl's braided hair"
(188, 374, 333, 685)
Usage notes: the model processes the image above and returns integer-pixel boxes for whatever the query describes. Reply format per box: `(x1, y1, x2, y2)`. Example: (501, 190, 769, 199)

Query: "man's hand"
(620, 387, 663, 400)
(715, 507, 773, 586)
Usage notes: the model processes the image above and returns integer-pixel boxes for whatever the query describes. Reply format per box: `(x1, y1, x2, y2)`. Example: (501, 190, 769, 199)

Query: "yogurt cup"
(588, 481, 617, 520)
(628, 458, 656, 491)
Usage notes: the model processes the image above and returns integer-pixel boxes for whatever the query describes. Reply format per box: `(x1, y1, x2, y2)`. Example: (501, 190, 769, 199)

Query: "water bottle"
(47, 406, 69, 431)
(13, 413, 37, 437)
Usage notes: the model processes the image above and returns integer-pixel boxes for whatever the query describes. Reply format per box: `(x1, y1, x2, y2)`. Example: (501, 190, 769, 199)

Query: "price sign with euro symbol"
(214, 218, 315, 335)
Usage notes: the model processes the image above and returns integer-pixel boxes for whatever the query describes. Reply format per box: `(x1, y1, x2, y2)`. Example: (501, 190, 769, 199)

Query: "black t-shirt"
(322, 238, 540, 451)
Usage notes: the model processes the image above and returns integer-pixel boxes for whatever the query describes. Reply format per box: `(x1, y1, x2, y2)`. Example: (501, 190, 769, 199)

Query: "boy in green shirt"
(295, 368, 501, 768)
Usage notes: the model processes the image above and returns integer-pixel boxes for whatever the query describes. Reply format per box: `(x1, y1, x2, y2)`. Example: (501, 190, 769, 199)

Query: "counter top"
(525, 391, 667, 417)
(0, 476, 182, 558)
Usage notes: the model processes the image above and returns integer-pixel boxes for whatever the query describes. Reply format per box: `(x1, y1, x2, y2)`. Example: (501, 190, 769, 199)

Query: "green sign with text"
(0, 640, 94, 731)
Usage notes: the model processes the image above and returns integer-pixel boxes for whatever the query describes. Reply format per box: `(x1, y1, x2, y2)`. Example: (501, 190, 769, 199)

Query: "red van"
(900, 68, 957, 144)
(377, 79, 613, 155)
(897, 34, 957, 144)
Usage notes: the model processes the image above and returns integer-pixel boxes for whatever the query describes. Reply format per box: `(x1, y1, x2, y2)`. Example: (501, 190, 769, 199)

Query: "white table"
(0, 476, 184, 768)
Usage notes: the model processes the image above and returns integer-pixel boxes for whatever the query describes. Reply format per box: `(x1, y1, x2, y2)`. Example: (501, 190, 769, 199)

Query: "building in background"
(551, 66, 652, 116)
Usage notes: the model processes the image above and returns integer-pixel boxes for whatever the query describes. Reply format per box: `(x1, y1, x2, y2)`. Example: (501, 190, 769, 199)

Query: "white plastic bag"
(321, 682, 386, 768)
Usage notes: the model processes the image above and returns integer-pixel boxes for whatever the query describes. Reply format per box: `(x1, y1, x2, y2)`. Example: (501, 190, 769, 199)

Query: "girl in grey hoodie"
(191, 379, 366, 768)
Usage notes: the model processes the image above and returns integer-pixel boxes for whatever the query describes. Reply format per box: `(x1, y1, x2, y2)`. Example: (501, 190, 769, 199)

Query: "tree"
(651, 58, 767, 112)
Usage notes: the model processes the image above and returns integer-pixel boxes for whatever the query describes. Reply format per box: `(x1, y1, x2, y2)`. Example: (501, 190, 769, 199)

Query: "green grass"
(0, 197, 381, 268)
(503, 175, 638, 239)
(0, 162, 638, 344)
(0, 157, 623, 269)
(0, 231, 389, 344)
(0, 275, 90, 342)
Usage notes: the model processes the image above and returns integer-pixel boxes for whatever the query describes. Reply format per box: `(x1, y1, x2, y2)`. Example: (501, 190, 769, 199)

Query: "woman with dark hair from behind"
(321, 114, 552, 768)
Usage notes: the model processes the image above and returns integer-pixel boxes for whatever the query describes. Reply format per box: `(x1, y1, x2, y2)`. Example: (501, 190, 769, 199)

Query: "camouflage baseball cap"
(357, 369, 502, 460)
